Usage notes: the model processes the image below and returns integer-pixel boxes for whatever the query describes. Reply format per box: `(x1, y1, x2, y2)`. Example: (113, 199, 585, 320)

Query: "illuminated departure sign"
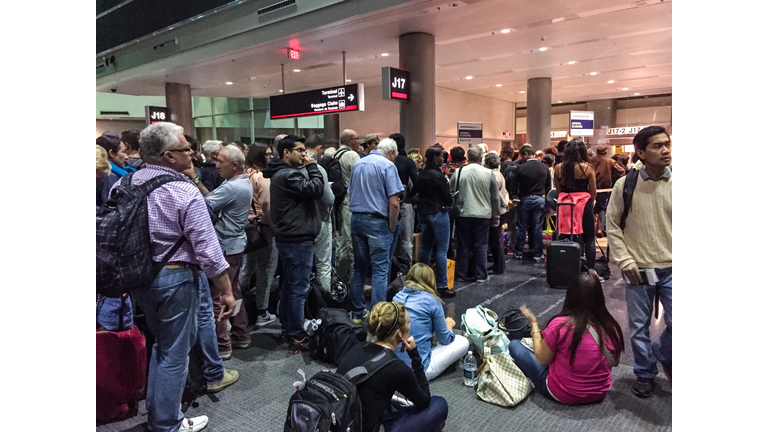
(382, 67, 410, 101)
(569, 111, 594, 136)
(288, 48, 300, 60)
(145, 106, 170, 125)
(458, 122, 483, 145)
(269, 84, 365, 119)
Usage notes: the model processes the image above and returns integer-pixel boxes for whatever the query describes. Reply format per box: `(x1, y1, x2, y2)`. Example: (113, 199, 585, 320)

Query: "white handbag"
(476, 345, 533, 407)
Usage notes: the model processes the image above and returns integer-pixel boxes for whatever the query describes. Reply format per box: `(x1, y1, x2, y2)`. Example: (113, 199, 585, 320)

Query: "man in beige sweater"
(606, 126, 672, 399)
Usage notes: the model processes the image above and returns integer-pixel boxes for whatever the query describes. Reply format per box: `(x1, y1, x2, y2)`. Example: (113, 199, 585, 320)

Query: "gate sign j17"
(569, 110, 594, 136)
(269, 84, 365, 119)
(382, 67, 410, 101)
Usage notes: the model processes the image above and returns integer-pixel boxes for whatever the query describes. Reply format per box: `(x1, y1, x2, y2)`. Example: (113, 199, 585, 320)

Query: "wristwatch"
(191, 176, 200, 185)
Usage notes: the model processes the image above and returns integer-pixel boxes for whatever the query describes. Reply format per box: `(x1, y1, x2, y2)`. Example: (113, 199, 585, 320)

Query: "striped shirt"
(112, 164, 229, 279)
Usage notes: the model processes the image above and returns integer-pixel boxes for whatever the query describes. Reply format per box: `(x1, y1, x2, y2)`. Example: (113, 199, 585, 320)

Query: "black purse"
(499, 309, 532, 340)
(244, 201, 268, 252)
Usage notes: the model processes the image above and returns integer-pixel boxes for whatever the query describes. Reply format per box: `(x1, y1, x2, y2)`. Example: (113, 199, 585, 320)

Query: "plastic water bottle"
(463, 351, 477, 387)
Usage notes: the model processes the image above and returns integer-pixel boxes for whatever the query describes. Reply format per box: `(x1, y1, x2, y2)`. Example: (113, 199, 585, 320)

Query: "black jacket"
(199, 162, 224, 192)
(510, 158, 551, 197)
(413, 162, 452, 215)
(262, 159, 325, 243)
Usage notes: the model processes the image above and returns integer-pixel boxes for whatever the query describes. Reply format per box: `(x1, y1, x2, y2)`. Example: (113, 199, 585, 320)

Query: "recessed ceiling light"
(590, 72, 598, 76)
(466, 76, 473, 80)
(607, 80, 615, 84)
(501, 29, 511, 33)
(539, 47, 548, 52)
(568, 61, 576, 65)
(293, 69, 300, 72)
(346, 79, 352, 82)
(634, 93, 640, 95)
(381, 53, 389, 57)
(225, 82, 233, 85)
(622, 87, 629, 91)
(496, 84, 502, 87)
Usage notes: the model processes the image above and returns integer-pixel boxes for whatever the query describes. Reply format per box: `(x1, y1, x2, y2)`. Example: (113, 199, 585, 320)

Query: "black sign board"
(382, 67, 410, 101)
(269, 84, 365, 119)
(145, 106, 170, 125)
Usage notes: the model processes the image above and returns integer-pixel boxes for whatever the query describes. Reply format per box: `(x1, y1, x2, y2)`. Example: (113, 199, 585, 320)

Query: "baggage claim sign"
(269, 84, 365, 119)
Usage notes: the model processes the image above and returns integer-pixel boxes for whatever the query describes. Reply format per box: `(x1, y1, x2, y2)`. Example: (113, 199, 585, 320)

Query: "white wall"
(96, 92, 167, 118)
(339, 85, 515, 152)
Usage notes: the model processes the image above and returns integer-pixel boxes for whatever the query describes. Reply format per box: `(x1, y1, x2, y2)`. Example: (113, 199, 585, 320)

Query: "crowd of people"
(96, 123, 672, 432)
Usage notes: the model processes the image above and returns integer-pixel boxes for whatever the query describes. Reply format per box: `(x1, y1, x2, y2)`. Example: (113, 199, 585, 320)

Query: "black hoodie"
(262, 159, 325, 243)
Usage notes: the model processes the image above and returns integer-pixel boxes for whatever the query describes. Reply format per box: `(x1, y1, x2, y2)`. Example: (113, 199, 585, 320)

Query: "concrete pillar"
(526, 78, 552, 151)
(586, 99, 617, 153)
(324, 114, 340, 146)
(165, 83, 193, 136)
(399, 32, 436, 153)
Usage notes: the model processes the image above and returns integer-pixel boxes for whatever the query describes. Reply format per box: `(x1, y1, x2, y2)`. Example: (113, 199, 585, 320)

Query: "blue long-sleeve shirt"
(393, 286, 456, 370)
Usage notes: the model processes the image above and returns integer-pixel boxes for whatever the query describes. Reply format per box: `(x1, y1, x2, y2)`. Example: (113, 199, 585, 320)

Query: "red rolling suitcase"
(96, 324, 147, 425)
(546, 202, 582, 289)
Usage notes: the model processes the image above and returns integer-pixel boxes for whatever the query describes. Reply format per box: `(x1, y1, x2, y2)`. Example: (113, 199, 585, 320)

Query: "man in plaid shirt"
(113, 122, 235, 432)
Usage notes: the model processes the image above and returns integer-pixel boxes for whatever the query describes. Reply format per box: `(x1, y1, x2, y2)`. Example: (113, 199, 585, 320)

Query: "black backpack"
(284, 349, 399, 432)
(309, 308, 367, 366)
(96, 172, 185, 298)
(619, 168, 640, 231)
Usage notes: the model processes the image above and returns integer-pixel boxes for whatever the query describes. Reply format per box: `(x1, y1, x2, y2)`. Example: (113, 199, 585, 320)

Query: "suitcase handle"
(555, 201, 576, 241)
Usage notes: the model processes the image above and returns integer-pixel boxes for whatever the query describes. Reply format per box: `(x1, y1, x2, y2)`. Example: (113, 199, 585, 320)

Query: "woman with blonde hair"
(336, 301, 449, 432)
(392, 263, 469, 381)
(96, 145, 111, 181)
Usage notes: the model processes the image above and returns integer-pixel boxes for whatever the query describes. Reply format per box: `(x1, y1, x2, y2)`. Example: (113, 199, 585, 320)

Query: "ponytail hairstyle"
(367, 301, 408, 343)
(404, 263, 443, 304)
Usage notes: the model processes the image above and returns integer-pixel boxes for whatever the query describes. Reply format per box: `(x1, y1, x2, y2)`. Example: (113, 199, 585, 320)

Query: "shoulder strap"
(587, 325, 616, 367)
(344, 348, 399, 385)
(334, 148, 351, 160)
(620, 168, 640, 231)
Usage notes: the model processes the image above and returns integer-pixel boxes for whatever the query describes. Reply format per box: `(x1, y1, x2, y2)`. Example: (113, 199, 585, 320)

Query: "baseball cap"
(363, 134, 379, 144)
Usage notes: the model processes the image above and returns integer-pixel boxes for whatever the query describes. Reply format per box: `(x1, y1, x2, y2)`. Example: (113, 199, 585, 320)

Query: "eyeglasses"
(266, 152, 274, 158)
(167, 147, 194, 153)
(350, 136, 360, 140)
(292, 148, 307, 153)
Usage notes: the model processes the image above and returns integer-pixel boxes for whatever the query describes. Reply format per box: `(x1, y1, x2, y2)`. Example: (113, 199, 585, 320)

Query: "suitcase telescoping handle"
(555, 201, 576, 241)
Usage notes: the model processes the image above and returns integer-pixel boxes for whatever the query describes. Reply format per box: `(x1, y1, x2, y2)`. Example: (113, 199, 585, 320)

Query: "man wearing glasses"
(111, 122, 236, 432)
(262, 135, 326, 354)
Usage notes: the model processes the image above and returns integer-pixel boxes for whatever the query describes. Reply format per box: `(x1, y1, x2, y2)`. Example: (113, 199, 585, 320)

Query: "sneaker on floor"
(219, 350, 232, 360)
(289, 336, 309, 354)
(661, 362, 672, 383)
(514, 254, 523, 260)
(533, 255, 545, 263)
(437, 288, 456, 298)
(476, 277, 491, 283)
(598, 275, 605, 284)
(179, 415, 209, 432)
(207, 369, 239, 393)
(631, 377, 655, 398)
(350, 309, 370, 324)
(231, 338, 252, 350)
(254, 311, 277, 327)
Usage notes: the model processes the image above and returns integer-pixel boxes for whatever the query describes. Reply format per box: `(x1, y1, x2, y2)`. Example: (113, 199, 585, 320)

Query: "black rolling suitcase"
(546, 202, 582, 288)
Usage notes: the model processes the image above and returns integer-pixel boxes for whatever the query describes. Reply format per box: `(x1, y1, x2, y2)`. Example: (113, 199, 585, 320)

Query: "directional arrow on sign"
(348, 94, 355, 102)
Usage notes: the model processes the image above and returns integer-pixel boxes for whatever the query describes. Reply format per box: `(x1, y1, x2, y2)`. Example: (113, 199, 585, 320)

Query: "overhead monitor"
(269, 83, 365, 119)
(382, 67, 410, 101)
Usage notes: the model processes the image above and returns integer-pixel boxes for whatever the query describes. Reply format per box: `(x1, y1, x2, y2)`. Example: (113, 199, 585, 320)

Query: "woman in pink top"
(509, 271, 624, 404)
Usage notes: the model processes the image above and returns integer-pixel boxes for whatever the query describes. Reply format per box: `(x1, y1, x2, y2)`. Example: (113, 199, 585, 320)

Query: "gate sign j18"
(457, 122, 483, 145)
(569, 111, 594, 136)
(382, 67, 410, 101)
(269, 83, 365, 119)
(146, 106, 170, 125)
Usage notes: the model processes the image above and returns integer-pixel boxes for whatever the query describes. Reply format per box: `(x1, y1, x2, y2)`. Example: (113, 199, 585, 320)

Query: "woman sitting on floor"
(510, 271, 624, 405)
(336, 301, 448, 432)
(393, 263, 469, 380)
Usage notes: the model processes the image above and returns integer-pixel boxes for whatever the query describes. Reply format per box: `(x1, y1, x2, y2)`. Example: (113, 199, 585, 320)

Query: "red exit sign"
(288, 48, 300, 60)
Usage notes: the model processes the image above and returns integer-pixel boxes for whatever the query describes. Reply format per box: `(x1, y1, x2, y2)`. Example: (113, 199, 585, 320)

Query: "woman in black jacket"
(336, 301, 448, 432)
(413, 146, 454, 298)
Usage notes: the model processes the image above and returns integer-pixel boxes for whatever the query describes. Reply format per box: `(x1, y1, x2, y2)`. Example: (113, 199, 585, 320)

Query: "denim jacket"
(393, 286, 455, 370)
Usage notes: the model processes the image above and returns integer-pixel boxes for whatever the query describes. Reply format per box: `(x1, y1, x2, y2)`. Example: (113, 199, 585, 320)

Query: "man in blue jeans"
(509, 146, 551, 262)
(348, 138, 404, 322)
(115, 122, 236, 432)
(606, 126, 672, 398)
(263, 135, 326, 354)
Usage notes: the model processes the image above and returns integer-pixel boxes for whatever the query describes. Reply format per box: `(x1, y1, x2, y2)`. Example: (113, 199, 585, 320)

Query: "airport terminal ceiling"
(96, 0, 672, 106)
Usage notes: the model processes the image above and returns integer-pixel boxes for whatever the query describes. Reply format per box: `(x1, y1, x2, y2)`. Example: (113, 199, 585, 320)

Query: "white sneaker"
(255, 311, 277, 327)
(179, 415, 209, 432)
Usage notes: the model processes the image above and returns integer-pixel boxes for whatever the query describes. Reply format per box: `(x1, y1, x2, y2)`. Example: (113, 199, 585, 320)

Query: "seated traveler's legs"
(276, 241, 315, 340)
(508, 339, 555, 400)
(624, 280, 658, 379)
(381, 395, 449, 432)
(425, 335, 470, 381)
(131, 267, 199, 432)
